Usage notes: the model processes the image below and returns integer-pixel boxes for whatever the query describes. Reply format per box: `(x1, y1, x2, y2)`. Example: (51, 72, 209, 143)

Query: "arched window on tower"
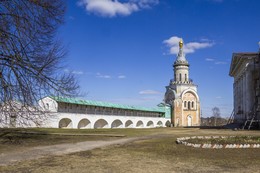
(192, 101, 194, 109)
(188, 101, 191, 110)
(185, 74, 187, 81)
(179, 73, 182, 82)
(184, 101, 187, 108)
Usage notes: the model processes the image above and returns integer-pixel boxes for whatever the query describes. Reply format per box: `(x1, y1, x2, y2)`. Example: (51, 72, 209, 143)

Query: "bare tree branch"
(0, 0, 79, 127)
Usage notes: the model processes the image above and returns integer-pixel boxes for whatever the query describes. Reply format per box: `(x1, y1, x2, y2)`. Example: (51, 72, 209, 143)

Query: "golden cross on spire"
(179, 38, 183, 49)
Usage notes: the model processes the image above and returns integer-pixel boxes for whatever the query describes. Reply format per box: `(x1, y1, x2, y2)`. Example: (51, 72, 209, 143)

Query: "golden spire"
(176, 38, 186, 62)
(179, 38, 183, 49)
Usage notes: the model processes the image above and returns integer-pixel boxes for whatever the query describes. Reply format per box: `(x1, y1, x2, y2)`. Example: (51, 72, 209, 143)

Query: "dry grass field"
(0, 128, 260, 173)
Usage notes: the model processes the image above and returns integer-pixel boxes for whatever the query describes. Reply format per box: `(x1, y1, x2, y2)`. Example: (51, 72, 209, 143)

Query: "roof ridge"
(50, 96, 165, 113)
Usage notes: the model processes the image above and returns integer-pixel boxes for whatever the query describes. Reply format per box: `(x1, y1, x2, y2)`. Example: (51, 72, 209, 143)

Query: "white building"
(229, 52, 260, 129)
(0, 101, 44, 128)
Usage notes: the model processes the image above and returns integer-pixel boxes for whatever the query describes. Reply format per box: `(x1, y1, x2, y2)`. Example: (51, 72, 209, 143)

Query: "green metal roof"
(50, 96, 165, 113)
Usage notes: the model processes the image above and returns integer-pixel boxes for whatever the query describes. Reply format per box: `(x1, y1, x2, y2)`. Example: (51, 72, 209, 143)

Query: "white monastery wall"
(38, 97, 171, 129)
(43, 113, 170, 129)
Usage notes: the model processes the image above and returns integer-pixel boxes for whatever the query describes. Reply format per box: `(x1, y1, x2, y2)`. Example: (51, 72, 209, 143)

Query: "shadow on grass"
(183, 126, 226, 129)
(0, 128, 50, 146)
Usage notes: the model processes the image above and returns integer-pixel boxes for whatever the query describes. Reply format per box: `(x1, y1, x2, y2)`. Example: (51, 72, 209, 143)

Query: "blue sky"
(59, 0, 260, 117)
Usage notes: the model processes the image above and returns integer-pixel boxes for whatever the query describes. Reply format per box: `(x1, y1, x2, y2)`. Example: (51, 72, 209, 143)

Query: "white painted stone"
(194, 144, 201, 148)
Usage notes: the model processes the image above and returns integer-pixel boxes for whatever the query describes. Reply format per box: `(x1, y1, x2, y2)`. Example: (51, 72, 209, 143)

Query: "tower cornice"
(174, 60, 189, 67)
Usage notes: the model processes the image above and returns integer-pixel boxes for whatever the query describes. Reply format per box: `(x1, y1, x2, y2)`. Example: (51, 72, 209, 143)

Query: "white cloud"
(216, 96, 222, 99)
(64, 69, 84, 75)
(139, 89, 162, 95)
(205, 58, 215, 61)
(78, 0, 159, 17)
(134, 0, 159, 8)
(118, 75, 126, 79)
(72, 71, 84, 75)
(95, 73, 127, 79)
(163, 36, 214, 55)
(215, 61, 227, 65)
(205, 58, 228, 66)
(96, 72, 112, 79)
(200, 38, 210, 42)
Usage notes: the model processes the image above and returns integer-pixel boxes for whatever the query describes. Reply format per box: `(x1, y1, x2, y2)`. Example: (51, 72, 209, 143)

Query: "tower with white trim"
(164, 38, 200, 127)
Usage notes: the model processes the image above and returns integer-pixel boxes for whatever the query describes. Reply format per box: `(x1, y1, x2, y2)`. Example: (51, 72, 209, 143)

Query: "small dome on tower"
(175, 38, 188, 64)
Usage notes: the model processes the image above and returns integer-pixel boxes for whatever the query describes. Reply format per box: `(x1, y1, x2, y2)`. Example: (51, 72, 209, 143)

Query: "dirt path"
(0, 135, 159, 166)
